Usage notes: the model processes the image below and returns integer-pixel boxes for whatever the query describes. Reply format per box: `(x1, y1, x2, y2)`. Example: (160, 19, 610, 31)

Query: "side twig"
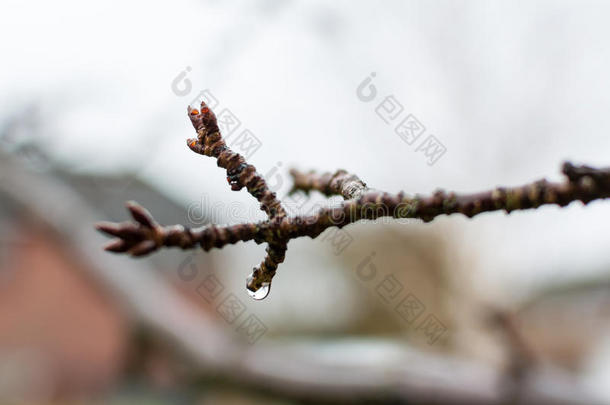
(187, 103, 287, 294)
(96, 101, 610, 296)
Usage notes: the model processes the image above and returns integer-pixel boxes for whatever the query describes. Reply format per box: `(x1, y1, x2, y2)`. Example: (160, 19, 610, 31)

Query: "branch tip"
(126, 201, 157, 228)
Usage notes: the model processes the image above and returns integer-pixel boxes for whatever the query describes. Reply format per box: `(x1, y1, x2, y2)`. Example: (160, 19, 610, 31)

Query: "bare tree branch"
(96, 101, 610, 293)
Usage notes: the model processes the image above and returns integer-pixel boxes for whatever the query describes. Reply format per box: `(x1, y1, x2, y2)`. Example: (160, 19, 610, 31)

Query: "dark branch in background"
(2, 146, 601, 405)
(487, 308, 538, 402)
(96, 101, 610, 295)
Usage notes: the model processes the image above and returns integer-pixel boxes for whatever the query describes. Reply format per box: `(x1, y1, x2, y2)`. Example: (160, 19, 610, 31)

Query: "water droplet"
(247, 282, 271, 300)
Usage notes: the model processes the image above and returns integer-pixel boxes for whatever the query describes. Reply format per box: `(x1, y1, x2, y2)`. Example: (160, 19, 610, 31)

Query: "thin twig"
(186, 104, 286, 218)
(186, 102, 287, 291)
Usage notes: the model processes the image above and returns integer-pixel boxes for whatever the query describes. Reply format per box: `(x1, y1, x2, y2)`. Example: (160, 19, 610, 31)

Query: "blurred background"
(2, 0, 610, 404)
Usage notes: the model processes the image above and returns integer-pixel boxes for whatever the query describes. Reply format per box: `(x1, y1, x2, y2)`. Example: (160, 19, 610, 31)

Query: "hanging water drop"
(246, 273, 271, 300)
(247, 282, 271, 300)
